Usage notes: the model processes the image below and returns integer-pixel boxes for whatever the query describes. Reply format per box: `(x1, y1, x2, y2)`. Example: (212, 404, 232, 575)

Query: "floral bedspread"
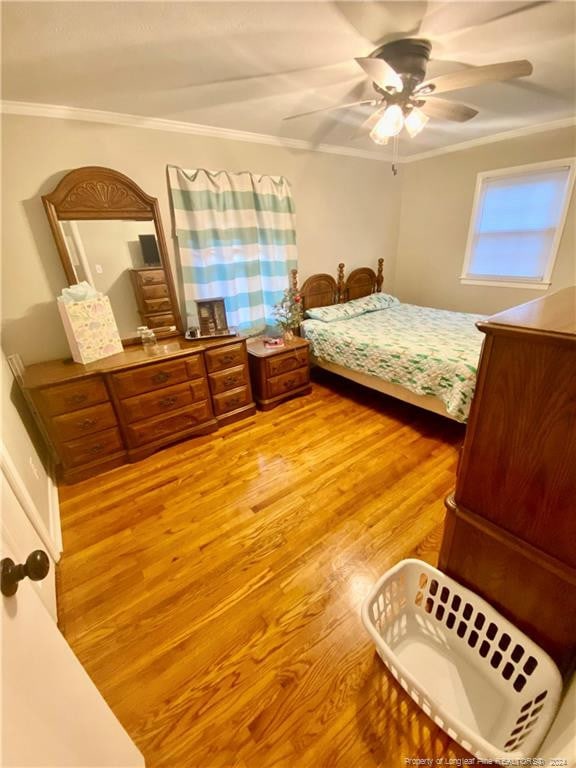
(301, 303, 485, 422)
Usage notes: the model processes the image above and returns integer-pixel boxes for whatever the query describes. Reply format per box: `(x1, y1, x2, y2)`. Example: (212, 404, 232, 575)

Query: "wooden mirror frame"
(42, 166, 183, 342)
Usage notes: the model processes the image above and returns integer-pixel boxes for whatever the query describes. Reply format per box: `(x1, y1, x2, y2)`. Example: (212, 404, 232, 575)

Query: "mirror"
(42, 166, 183, 343)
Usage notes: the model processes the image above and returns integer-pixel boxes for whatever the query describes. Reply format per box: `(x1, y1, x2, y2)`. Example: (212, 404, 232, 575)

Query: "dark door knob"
(1, 550, 50, 597)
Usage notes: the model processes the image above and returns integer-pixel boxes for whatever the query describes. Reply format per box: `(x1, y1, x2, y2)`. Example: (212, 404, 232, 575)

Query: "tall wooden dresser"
(439, 287, 576, 677)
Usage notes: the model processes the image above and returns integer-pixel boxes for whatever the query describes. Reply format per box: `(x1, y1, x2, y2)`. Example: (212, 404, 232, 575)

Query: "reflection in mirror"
(58, 220, 158, 338)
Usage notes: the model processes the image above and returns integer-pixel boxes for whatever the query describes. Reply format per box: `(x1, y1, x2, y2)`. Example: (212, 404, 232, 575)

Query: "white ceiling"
(2, 1, 575, 158)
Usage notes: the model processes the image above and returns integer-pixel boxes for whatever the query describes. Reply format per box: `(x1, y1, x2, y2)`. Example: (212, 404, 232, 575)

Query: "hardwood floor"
(57, 371, 471, 768)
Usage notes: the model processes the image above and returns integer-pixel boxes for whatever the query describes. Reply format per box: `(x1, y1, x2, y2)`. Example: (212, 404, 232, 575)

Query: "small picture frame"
(195, 298, 229, 336)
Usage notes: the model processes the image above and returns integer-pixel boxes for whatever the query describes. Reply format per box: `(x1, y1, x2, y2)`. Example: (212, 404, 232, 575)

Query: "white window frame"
(460, 158, 576, 290)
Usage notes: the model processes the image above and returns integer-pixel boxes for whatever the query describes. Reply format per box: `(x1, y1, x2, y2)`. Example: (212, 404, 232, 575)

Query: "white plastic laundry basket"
(362, 559, 562, 760)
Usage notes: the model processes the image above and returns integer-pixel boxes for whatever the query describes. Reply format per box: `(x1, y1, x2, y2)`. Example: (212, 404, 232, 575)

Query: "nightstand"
(247, 337, 311, 410)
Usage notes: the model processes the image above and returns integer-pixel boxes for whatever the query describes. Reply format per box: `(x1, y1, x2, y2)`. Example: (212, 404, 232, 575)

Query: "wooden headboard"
(292, 258, 384, 312)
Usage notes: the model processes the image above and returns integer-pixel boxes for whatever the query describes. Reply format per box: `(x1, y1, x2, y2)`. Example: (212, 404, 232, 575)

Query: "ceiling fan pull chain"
(392, 135, 399, 176)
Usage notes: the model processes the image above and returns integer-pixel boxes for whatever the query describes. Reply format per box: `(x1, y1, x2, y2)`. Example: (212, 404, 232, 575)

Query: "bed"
(291, 259, 485, 422)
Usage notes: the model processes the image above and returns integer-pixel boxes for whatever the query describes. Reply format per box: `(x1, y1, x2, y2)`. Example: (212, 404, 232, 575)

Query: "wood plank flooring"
(57, 371, 471, 768)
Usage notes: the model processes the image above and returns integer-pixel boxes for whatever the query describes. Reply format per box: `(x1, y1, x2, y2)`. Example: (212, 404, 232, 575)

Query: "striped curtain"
(168, 166, 297, 333)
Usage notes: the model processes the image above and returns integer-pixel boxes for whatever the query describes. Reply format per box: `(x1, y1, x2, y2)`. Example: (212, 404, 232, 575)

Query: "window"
(461, 159, 575, 289)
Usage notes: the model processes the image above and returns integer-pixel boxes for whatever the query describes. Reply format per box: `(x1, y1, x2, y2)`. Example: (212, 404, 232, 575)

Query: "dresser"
(247, 337, 311, 410)
(130, 267, 177, 330)
(21, 337, 255, 483)
(439, 287, 576, 677)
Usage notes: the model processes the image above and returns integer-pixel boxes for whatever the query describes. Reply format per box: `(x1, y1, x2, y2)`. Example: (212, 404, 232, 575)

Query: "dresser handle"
(69, 393, 88, 405)
(224, 396, 242, 408)
(89, 444, 104, 454)
(220, 353, 236, 366)
(151, 371, 171, 384)
(78, 418, 96, 430)
(223, 375, 240, 387)
(158, 396, 177, 408)
(283, 378, 297, 389)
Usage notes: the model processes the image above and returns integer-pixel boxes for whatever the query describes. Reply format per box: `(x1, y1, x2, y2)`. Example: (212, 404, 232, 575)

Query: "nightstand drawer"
(40, 377, 109, 416)
(266, 349, 309, 378)
(126, 402, 212, 446)
(268, 367, 309, 398)
(208, 364, 248, 394)
(52, 402, 117, 441)
(61, 428, 124, 467)
(112, 360, 189, 398)
(122, 380, 209, 423)
(204, 343, 245, 373)
(212, 385, 252, 416)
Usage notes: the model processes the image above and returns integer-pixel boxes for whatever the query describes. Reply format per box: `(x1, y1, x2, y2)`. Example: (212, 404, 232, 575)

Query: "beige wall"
(394, 126, 576, 315)
(1, 114, 400, 364)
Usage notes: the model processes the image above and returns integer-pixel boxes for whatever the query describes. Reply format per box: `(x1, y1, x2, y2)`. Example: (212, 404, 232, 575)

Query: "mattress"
(301, 302, 485, 422)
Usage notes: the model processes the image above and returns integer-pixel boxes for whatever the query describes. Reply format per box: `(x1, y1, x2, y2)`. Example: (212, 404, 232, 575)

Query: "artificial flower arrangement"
(273, 287, 304, 335)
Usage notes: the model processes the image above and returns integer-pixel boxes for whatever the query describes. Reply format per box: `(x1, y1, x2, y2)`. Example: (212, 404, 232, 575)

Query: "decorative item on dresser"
(20, 338, 255, 484)
(247, 336, 311, 410)
(439, 287, 576, 678)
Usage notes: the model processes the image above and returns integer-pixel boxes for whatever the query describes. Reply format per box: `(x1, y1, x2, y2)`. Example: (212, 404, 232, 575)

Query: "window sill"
(460, 278, 551, 290)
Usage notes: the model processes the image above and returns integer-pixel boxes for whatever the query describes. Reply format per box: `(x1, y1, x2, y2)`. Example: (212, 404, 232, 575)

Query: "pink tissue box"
(58, 295, 123, 365)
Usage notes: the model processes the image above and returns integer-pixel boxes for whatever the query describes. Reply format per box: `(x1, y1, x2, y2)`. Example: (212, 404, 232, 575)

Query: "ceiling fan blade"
(417, 60, 533, 96)
(420, 98, 479, 122)
(283, 99, 375, 121)
(354, 57, 403, 92)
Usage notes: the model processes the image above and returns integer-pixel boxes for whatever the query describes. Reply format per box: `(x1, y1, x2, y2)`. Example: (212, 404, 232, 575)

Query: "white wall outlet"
(94, 264, 103, 274)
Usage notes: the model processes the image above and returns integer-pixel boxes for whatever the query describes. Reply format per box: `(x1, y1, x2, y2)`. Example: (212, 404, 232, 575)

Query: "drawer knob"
(221, 354, 236, 365)
(223, 375, 240, 387)
(1, 550, 50, 597)
(152, 371, 171, 384)
(89, 444, 104, 454)
(159, 396, 177, 408)
(69, 393, 88, 405)
(78, 418, 96, 430)
(284, 378, 297, 389)
(225, 396, 242, 408)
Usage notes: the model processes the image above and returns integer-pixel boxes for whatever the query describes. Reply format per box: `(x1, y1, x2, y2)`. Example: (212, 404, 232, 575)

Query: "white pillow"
(305, 293, 399, 322)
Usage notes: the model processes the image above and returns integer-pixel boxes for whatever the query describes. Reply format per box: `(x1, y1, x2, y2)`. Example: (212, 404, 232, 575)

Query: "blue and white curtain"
(168, 166, 297, 333)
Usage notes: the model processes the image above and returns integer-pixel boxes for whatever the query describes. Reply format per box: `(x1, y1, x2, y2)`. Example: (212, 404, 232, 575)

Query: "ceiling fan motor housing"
(373, 38, 432, 85)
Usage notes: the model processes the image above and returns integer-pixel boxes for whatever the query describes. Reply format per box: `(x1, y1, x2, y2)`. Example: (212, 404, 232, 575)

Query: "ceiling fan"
(285, 39, 533, 145)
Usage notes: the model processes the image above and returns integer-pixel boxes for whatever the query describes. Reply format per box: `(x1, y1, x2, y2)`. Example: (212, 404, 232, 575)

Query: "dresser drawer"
(112, 360, 190, 399)
(268, 367, 309, 398)
(143, 297, 173, 314)
(185, 355, 204, 380)
(39, 377, 109, 417)
(141, 284, 169, 300)
(208, 364, 248, 395)
(52, 402, 118, 441)
(136, 269, 165, 286)
(122, 381, 209, 423)
(212, 385, 252, 416)
(61, 428, 124, 467)
(146, 313, 176, 329)
(266, 349, 309, 378)
(125, 402, 213, 447)
(204, 343, 245, 373)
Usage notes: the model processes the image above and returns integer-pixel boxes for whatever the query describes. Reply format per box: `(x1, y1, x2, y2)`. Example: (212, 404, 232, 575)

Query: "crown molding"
(2, 100, 574, 166)
(0, 100, 390, 163)
(402, 117, 576, 163)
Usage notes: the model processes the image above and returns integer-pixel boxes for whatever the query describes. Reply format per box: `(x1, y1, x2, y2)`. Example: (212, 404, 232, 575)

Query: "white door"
(1, 477, 144, 768)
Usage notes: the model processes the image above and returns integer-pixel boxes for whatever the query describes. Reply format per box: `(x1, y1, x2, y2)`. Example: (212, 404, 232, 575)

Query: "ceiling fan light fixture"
(369, 104, 404, 144)
(404, 107, 429, 138)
